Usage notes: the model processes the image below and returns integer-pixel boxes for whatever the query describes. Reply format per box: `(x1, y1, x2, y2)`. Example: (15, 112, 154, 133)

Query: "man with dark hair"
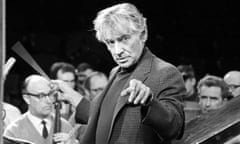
(75, 62, 95, 96)
(50, 62, 76, 89)
(84, 71, 108, 101)
(76, 62, 93, 75)
(177, 64, 198, 102)
(50, 62, 76, 120)
(197, 75, 229, 114)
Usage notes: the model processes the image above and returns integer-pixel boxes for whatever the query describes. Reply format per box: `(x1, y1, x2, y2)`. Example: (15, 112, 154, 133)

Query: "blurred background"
(4, 0, 240, 112)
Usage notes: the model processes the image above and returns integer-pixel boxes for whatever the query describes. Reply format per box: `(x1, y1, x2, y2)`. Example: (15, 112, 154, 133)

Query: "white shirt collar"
(27, 111, 52, 135)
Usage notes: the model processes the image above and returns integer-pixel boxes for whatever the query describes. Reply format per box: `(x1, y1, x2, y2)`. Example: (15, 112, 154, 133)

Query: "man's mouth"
(44, 106, 52, 111)
(116, 57, 129, 63)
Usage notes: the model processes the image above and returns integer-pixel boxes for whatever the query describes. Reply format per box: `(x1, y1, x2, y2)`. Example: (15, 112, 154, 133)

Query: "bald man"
(224, 71, 240, 97)
(4, 75, 78, 144)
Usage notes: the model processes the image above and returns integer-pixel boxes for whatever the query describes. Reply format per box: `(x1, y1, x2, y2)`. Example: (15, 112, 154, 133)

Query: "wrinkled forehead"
(101, 20, 137, 41)
(199, 86, 222, 97)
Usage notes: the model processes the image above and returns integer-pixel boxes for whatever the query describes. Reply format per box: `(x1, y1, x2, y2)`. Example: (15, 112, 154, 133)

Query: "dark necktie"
(41, 120, 48, 139)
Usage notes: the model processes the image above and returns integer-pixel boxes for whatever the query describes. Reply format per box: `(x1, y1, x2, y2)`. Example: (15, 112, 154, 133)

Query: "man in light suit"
(54, 3, 186, 144)
(4, 75, 78, 144)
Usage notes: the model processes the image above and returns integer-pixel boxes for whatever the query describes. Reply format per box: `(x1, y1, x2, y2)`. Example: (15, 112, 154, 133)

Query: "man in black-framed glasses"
(3, 74, 78, 144)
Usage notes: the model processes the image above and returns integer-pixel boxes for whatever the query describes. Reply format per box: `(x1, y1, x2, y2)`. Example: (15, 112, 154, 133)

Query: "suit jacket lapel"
(107, 48, 154, 142)
(82, 67, 120, 144)
(25, 115, 47, 143)
(90, 66, 120, 116)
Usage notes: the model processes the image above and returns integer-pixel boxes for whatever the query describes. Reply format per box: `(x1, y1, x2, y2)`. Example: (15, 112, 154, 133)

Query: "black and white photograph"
(1, 0, 240, 144)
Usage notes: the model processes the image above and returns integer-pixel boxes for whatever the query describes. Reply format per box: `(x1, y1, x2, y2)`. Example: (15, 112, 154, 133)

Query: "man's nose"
(46, 95, 54, 104)
(229, 87, 234, 93)
(113, 42, 124, 55)
(206, 98, 211, 107)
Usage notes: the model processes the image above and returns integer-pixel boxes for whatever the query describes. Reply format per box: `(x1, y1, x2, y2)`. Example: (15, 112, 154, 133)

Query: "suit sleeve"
(141, 66, 185, 140)
(3, 123, 18, 138)
(75, 98, 90, 124)
(61, 117, 73, 132)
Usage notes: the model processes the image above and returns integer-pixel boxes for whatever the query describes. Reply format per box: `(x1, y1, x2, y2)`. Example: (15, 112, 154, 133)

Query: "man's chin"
(119, 63, 131, 68)
(117, 60, 135, 68)
(201, 109, 209, 114)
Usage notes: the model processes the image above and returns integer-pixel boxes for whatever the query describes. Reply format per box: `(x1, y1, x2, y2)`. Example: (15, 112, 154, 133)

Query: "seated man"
(223, 70, 240, 98)
(50, 62, 76, 120)
(177, 64, 198, 102)
(84, 71, 108, 101)
(75, 62, 95, 96)
(3, 75, 77, 144)
(197, 75, 229, 114)
(177, 64, 200, 123)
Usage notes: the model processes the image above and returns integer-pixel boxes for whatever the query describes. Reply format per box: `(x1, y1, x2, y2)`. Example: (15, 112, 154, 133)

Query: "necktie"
(41, 120, 48, 139)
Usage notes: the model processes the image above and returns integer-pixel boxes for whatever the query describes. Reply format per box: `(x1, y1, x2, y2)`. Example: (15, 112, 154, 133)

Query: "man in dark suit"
(54, 3, 186, 144)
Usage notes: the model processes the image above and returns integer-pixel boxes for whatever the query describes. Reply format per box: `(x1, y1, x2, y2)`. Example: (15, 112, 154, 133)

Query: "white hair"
(93, 3, 147, 42)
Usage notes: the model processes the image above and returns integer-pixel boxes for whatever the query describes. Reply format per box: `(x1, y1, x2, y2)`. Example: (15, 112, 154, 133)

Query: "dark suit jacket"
(75, 48, 186, 144)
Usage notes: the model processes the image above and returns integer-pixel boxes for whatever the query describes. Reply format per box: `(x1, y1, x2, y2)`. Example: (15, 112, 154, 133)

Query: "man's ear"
(23, 94, 30, 104)
(140, 28, 148, 43)
(191, 78, 196, 86)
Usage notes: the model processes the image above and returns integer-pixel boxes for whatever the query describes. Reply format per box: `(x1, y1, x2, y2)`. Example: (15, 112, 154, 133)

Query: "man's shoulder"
(109, 66, 120, 77)
(3, 114, 29, 139)
(5, 114, 27, 130)
(3, 102, 21, 113)
(3, 103, 22, 126)
(152, 56, 178, 73)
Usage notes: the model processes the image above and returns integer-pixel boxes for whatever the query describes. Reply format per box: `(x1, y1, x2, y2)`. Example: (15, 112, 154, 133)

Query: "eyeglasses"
(62, 79, 75, 83)
(228, 84, 240, 90)
(23, 90, 56, 100)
